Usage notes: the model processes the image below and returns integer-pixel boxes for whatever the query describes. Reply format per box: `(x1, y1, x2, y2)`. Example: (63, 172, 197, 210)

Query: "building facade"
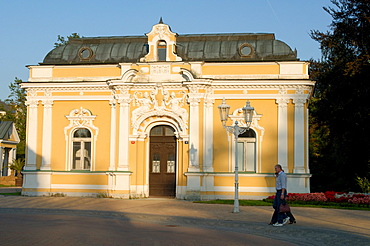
(0, 121, 20, 184)
(21, 22, 314, 199)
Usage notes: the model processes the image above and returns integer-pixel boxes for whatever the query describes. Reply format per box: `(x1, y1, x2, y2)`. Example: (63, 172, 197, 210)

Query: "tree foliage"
(309, 0, 370, 192)
(54, 33, 82, 47)
(0, 78, 27, 158)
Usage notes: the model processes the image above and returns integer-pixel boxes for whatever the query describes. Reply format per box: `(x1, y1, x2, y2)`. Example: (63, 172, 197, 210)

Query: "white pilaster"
(117, 97, 131, 171)
(293, 98, 306, 173)
(188, 96, 200, 172)
(306, 107, 310, 174)
(41, 99, 53, 170)
(25, 100, 38, 170)
(203, 95, 214, 172)
(109, 99, 117, 171)
(276, 98, 289, 171)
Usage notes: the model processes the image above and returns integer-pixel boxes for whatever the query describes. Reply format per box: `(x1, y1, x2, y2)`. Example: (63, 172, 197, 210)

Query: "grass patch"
(195, 199, 370, 211)
(0, 192, 21, 196)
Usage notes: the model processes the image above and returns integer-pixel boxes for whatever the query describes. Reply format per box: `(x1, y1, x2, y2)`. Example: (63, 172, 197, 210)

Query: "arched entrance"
(149, 125, 177, 197)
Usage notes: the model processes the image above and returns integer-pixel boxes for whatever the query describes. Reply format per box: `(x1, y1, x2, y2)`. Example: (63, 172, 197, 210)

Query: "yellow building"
(0, 121, 20, 182)
(21, 21, 314, 199)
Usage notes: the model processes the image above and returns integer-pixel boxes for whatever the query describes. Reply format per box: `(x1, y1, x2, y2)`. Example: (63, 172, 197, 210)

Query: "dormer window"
(140, 22, 182, 62)
(158, 40, 167, 61)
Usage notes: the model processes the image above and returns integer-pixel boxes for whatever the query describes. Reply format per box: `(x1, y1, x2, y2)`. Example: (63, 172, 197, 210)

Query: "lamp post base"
(233, 200, 240, 213)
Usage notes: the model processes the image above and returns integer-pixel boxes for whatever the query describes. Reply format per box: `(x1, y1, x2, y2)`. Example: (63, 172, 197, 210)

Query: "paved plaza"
(0, 191, 369, 245)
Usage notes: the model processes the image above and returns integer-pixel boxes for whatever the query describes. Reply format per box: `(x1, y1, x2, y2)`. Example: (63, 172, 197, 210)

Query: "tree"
(54, 33, 82, 47)
(309, 0, 370, 191)
(0, 78, 27, 158)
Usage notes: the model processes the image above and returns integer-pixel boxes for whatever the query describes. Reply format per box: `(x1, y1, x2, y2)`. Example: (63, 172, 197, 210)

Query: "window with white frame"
(72, 128, 92, 170)
(237, 129, 256, 172)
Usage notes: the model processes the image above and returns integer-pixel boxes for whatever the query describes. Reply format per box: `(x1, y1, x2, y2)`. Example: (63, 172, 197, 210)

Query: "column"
(203, 96, 214, 172)
(293, 98, 306, 173)
(187, 96, 200, 172)
(24, 100, 38, 170)
(109, 99, 117, 171)
(276, 98, 289, 171)
(41, 99, 53, 170)
(117, 97, 131, 171)
(0, 148, 3, 177)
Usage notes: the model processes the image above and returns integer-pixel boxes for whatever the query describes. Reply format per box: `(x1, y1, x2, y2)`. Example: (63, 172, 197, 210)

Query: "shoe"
(268, 222, 274, 225)
(273, 223, 283, 227)
(289, 220, 296, 224)
(283, 216, 290, 225)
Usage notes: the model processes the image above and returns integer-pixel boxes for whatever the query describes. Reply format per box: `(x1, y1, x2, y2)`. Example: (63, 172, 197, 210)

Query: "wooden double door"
(149, 126, 177, 197)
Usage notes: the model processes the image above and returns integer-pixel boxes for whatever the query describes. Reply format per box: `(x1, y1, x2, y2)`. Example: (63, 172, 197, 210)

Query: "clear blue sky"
(0, 0, 333, 100)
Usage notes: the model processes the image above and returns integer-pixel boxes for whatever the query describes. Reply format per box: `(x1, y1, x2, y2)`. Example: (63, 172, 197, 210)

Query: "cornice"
(25, 86, 110, 92)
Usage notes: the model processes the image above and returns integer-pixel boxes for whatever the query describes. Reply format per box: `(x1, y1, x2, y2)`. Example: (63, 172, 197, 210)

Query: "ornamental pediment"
(140, 20, 182, 62)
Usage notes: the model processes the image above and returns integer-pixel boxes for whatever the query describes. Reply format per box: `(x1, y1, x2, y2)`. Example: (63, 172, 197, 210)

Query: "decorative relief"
(186, 84, 205, 107)
(117, 98, 131, 105)
(295, 86, 305, 94)
(278, 86, 287, 95)
(151, 65, 170, 75)
(109, 99, 117, 106)
(276, 98, 290, 108)
(186, 84, 203, 94)
(212, 85, 312, 90)
(155, 25, 171, 39)
(43, 89, 52, 97)
(163, 90, 188, 121)
(26, 99, 39, 108)
(64, 107, 98, 139)
(131, 86, 188, 132)
(42, 99, 53, 107)
(204, 86, 215, 108)
(187, 97, 200, 107)
(116, 85, 131, 94)
(27, 88, 37, 97)
(27, 86, 109, 92)
(293, 98, 306, 108)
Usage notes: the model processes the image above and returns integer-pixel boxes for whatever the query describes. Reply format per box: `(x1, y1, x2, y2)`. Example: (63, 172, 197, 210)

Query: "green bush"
(356, 176, 370, 193)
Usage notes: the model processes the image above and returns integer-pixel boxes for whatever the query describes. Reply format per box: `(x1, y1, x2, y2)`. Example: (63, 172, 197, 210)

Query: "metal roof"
(42, 33, 298, 65)
(0, 121, 13, 140)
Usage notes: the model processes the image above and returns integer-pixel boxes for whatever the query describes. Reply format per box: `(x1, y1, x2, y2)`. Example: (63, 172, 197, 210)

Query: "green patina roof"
(42, 32, 298, 65)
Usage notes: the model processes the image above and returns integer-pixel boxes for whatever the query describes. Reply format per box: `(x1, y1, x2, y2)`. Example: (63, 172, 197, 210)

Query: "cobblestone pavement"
(0, 196, 369, 245)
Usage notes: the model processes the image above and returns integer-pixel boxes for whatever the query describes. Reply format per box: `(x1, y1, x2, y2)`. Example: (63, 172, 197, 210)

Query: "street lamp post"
(218, 98, 254, 213)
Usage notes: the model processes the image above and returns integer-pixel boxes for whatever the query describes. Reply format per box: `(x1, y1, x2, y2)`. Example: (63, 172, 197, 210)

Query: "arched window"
(150, 125, 175, 136)
(237, 129, 256, 172)
(72, 128, 92, 170)
(157, 40, 167, 61)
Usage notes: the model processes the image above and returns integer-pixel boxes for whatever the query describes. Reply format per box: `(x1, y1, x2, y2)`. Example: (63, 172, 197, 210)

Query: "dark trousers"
(270, 210, 296, 224)
(273, 189, 288, 224)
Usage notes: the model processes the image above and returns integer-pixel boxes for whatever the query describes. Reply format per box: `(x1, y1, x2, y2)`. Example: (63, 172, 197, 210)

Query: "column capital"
(41, 99, 53, 107)
(26, 99, 39, 108)
(293, 98, 306, 108)
(117, 97, 131, 106)
(187, 97, 200, 107)
(109, 99, 117, 106)
(204, 98, 215, 108)
(276, 98, 289, 108)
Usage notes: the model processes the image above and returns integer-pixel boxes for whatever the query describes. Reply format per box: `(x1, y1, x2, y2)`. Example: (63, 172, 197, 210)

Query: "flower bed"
(266, 191, 370, 207)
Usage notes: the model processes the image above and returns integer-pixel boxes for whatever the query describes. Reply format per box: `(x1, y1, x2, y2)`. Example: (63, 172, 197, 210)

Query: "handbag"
(279, 203, 290, 213)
